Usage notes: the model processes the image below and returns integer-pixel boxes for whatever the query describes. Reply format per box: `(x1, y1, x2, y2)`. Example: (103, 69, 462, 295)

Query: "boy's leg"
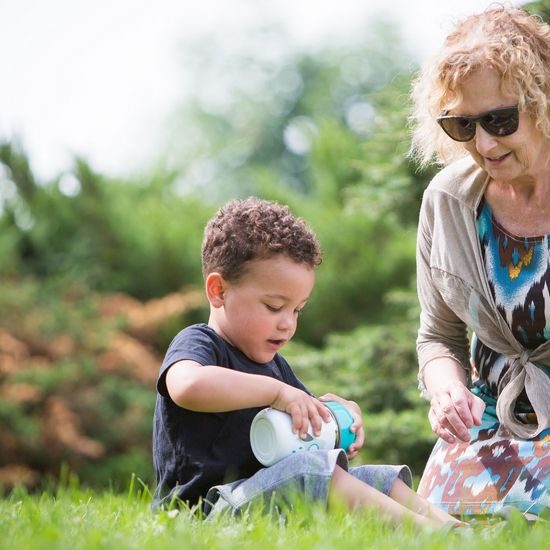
(204, 449, 347, 518)
(330, 466, 462, 529)
(388, 477, 462, 524)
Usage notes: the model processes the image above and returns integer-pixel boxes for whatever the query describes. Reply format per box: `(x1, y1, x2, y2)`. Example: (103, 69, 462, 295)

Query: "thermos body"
(250, 401, 356, 467)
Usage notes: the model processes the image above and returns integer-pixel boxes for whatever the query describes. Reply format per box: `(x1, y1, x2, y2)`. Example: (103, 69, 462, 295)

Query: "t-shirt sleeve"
(274, 355, 312, 395)
(156, 325, 220, 398)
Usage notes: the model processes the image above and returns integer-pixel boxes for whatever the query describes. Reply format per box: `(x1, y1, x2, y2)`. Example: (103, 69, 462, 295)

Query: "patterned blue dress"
(417, 199, 550, 516)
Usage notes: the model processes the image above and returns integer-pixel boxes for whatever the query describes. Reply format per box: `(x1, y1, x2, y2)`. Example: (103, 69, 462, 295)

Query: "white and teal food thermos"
(250, 401, 356, 467)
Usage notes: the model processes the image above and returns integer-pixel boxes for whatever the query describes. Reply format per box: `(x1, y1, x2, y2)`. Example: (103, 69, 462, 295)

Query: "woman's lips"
(485, 152, 511, 164)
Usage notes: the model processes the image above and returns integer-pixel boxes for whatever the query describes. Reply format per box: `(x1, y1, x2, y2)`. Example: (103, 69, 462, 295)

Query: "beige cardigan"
(416, 156, 550, 438)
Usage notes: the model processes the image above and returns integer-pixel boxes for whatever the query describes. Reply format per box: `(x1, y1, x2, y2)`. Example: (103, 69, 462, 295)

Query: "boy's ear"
(205, 273, 226, 308)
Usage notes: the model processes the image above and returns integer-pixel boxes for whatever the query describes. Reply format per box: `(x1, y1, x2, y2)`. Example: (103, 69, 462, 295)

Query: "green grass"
(1, 480, 548, 550)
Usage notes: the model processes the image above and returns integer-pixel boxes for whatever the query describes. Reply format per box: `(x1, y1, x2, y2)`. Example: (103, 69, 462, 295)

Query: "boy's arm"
(319, 392, 365, 460)
(166, 360, 331, 438)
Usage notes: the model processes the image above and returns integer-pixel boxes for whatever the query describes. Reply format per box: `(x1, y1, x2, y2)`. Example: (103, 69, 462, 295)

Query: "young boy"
(152, 197, 464, 529)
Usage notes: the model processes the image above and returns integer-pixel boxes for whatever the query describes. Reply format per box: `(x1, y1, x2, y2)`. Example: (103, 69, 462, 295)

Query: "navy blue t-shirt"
(152, 323, 310, 510)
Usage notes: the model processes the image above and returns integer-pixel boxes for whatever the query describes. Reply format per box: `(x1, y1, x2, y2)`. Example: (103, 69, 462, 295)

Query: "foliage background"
(0, 0, 546, 494)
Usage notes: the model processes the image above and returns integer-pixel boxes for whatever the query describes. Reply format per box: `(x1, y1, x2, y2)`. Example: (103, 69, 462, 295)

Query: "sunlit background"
(1, 0, 524, 181)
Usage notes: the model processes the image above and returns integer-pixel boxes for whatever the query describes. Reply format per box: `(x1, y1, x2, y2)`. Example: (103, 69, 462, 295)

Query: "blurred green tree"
(0, 142, 210, 299)
(526, 0, 550, 20)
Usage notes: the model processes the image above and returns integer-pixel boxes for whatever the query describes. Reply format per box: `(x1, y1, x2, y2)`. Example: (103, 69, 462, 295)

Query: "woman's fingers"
(430, 397, 469, 441)
(430, 384, 476, 442)
(448, 385, 475, 427)
(428, 407, 458, 443)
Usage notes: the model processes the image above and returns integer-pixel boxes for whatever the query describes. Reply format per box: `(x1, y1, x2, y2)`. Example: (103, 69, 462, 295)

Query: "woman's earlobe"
(205, 273, 225, 307)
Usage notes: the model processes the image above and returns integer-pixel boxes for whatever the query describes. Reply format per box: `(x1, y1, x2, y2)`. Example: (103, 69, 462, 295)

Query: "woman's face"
(450, 67, 549, 185)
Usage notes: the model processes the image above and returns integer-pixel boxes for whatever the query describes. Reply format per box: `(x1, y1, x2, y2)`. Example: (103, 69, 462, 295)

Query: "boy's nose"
(277, 312, 295, 332)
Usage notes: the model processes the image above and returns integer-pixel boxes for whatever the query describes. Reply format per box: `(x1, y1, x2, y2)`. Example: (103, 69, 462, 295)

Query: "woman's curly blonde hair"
(409, 4, 550, 167)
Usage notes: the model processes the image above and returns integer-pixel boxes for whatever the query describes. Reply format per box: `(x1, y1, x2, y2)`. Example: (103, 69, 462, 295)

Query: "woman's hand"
(318, 393, 365, 460)
(428, 382, 485, 443)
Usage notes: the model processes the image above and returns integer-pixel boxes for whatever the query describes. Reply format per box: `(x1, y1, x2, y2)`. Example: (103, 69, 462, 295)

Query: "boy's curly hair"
(201, 197, 322, 282)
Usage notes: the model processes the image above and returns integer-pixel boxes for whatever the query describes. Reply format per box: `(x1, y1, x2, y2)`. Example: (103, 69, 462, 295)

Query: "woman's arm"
(416, 193, 484, 443)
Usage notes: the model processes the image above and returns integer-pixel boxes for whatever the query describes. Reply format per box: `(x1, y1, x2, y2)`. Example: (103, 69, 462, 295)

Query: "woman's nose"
(474, 124, 498, 154)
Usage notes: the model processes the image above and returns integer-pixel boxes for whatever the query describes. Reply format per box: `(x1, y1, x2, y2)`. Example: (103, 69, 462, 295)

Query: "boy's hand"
(318, 393, 365, 460)
(271, 386, 332, 440)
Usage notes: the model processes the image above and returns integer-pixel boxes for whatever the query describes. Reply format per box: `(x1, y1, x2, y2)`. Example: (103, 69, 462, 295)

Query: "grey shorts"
(203, 449, 412, 518)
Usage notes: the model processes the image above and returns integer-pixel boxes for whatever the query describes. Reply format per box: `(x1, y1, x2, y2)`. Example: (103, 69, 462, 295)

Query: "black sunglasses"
(436, 105, 519, 142)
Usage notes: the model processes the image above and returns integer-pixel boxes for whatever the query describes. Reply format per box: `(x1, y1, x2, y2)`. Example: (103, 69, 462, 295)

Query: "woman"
(409, 6, 550, 518)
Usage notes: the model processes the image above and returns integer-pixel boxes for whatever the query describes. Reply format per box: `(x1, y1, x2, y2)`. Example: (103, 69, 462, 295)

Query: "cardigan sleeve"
(415, 189, 471, 398)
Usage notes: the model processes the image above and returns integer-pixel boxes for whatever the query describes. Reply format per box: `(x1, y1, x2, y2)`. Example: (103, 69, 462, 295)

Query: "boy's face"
(209, 255, 315, 364)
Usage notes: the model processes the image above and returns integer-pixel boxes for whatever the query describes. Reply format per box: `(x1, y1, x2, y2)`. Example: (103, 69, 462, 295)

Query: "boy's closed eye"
(265, 303, 305, 315)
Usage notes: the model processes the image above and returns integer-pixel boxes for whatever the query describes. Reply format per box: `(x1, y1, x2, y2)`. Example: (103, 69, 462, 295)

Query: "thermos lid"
(324, 401, 356, 451)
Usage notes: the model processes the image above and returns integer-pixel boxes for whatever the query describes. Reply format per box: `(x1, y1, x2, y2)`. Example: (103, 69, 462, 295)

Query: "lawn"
(1, 479, 548, 550)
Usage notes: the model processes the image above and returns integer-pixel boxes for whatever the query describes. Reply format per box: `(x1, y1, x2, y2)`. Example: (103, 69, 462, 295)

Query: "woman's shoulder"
(426, 157, 488, 206)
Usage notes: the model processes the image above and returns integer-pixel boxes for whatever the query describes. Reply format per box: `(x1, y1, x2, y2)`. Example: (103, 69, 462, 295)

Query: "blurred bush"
(0, 278, 205, 491)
